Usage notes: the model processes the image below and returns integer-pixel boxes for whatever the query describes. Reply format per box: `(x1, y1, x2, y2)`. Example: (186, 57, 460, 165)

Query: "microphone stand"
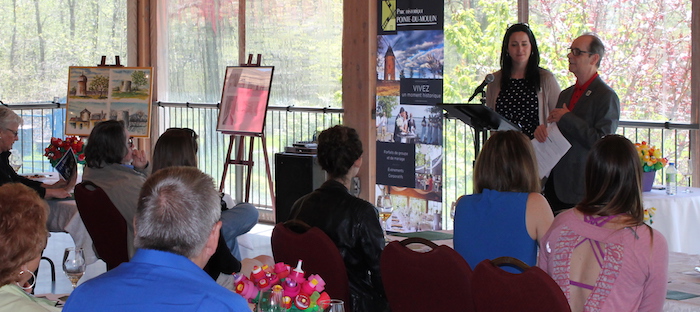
(475, 92, 487, 159)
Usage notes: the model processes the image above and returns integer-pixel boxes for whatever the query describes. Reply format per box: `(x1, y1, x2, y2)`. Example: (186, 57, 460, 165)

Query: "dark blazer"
(550, 75, 620, 204)
(0, 150, 46, 197)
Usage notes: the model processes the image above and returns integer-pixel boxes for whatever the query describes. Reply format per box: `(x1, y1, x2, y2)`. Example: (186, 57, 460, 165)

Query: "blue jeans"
(220, 202, 259, 260)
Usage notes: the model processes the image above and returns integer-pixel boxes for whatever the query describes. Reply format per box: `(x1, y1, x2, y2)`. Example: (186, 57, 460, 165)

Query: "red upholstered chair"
(472, 256, 571, 312)
(380, 237, 475, 312)
(74, 181, 129, 270)
(271, 221, 350, 309)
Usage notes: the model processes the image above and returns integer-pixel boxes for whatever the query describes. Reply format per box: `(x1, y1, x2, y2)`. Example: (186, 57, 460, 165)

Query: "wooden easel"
(219, 54, 275, 210)
(97, 55, 124, 67)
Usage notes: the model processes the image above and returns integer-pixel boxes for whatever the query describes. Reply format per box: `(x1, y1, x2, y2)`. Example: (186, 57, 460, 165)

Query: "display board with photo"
(216, 66, 274, 135)
(375, 0, 444, 232)
(65, 67, 153, 137)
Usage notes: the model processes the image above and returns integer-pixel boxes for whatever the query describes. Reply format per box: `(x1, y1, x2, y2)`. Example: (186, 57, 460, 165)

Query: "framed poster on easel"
(216, 58, 276, 213)
(65, 66, 153, 137)
(216, 66, 274, 134)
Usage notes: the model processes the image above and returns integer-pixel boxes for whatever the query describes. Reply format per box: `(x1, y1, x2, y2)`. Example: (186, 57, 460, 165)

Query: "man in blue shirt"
(64, 167, 250, 311)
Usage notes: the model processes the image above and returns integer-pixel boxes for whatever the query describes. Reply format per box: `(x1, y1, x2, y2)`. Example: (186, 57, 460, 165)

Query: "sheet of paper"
(531, 123, 571, 179)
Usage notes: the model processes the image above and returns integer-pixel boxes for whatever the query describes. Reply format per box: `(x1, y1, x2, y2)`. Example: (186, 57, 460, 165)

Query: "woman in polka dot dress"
(485, 23, 561, 139)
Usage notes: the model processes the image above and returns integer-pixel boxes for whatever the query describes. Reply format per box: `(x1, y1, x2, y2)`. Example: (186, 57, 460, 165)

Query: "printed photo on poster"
(66, 67, 153, 137)
(378, 30, 444, 82)
(377, 36, 400, 97)
(377, 104, 443, 145)
(216, 66, 274, 135)
(415, 144, 442, 194)
(375, 184, 442, 233)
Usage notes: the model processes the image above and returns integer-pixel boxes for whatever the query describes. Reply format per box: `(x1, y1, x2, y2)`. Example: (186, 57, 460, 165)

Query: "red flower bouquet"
(44, 136, 86, 167)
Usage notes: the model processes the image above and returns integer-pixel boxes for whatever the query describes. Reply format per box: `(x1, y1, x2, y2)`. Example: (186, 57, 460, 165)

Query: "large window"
(443, 0, 692, 123)
(530, 0, 692, 122)
(158, 0, 241, 103)
(157, 0, 343, 107)
(441, 0, 693, 202)
(0, 0, 127, 104)
(443, 1, 518, 103)
(0, 0, 127, 173)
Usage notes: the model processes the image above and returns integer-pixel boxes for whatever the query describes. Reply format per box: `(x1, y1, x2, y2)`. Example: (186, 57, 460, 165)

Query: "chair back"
(74, 181, 129, 270)
(381, 237, 475, 312)
(271, 221, 350, 308)
(472, 256, 571, 312)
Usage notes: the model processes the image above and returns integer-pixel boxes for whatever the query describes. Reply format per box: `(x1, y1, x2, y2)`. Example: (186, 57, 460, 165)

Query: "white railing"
(5, 103, 697, 225)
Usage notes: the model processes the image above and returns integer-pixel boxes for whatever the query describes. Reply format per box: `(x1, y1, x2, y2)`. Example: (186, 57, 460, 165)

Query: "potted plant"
(635, 141, 668, 192)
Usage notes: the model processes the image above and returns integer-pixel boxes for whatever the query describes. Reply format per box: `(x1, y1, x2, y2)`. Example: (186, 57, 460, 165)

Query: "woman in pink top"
(538, 135, 668, 312)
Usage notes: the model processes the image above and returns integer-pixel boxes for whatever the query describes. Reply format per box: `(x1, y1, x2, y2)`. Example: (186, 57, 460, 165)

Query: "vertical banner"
(375, 0, 444, 233)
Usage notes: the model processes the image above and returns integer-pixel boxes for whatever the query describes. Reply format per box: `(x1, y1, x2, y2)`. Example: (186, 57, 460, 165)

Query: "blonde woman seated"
(0, 183, 61, 311)
(453, 130, 554, 271)
(539, 135, 668, 311)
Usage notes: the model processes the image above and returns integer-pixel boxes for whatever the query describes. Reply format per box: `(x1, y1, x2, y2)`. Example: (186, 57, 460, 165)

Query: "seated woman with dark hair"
(453, 130, 554, 271)
(539, 135, 668, 311)
(0, 183, 61, 311)
(288, 125, 388, 312)
(82, 120, 149, 258)
(151, 128, 267, 279)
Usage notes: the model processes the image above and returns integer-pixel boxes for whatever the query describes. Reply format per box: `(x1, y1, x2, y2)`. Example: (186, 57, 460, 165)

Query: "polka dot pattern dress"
(495, 79, 539, 139)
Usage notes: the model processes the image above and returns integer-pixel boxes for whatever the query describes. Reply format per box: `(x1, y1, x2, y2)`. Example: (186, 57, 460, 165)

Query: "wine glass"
(255, 287, 284, 312)
(63, 247, 86, 289)
(8, 149, 22, 172)
(320, 299, 345, 312)
(379, 206, 393, 243)
(681, 159, 694, 193)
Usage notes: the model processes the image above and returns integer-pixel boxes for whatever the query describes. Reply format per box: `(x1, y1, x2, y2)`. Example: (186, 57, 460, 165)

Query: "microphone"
(468, 74, 495, 102)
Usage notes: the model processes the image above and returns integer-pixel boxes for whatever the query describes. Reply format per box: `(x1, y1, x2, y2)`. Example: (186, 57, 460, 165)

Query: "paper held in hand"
(54, 148, 77, 181)
(531, 123, 571, 179)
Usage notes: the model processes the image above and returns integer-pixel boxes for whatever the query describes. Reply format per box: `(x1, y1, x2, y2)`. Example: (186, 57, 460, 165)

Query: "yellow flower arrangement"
(635, 141, 668, 172)
(644, 207, 656, 225)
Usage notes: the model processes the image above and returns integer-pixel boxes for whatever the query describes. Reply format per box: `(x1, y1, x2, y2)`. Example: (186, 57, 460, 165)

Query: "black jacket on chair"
(289, 180, 388, 312)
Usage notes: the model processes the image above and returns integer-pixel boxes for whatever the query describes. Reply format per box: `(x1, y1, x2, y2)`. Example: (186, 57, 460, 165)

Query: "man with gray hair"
(64, 166, 250, 311)
(534, 32, 620, 212)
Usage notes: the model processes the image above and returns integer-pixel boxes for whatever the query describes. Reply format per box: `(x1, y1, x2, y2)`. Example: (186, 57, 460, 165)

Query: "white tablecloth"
(46, 199, 98, 265)
(34, 172, 98, 265)
(643, 188, 700, 254)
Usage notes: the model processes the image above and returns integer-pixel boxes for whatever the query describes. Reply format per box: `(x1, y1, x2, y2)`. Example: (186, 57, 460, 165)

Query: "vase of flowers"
(44, 136, 85, 184)
(44, 136, 86, 167)
(635, 141, 668, 192)
(235, 260, 334, 311)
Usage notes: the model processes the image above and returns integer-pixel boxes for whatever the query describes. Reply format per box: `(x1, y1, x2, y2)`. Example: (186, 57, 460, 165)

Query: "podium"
(437, 103, 520, 158)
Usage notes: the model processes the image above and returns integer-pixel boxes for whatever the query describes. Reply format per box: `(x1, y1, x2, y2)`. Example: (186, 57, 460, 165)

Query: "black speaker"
(274, 153, 325, 223)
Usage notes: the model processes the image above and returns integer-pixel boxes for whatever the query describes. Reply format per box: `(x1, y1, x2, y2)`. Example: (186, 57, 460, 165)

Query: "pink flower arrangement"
(234, 260, 332, 311)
